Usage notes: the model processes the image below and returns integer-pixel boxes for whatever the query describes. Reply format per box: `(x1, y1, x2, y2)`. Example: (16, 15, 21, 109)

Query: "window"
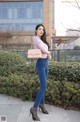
(8, 8, 18, 19)
(0, 1, 43, 32)
(32, 2, 43, 19)
(1, 8, 7, 19)
(0, 8, 1, 19)
(18, 8, 26, 19)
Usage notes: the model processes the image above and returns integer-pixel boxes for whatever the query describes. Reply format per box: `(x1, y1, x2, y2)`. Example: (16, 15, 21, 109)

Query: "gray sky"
(55, 0, 80, 36)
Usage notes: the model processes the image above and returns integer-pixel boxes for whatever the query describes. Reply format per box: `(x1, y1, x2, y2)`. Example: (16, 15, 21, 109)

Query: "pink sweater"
(33, 36, 50, 58)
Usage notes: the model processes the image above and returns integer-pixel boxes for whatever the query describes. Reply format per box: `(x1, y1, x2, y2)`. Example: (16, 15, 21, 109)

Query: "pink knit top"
(33, 36, 50, 58)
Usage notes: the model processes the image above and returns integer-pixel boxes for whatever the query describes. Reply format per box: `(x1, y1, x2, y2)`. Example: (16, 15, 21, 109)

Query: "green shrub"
(61, 81, 80, 109)
(0, 51, 25, 76)
(46, 80, 62, 105)
(49, 62, 80, 83)
(0, 74, 38, 100)
(0, 51, 80, 110)
(0, 51, 25, 65)
(0, 75, 80, 110)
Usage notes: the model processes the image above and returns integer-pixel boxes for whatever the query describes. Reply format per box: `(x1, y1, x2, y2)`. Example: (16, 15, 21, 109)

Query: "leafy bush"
(49, 62, 80, 83)
(46, 80, 80, 109)
(0, 74, 38, 100)
(0, 75, 80, 110)
(0, 51, 80, 110)
(0, 51, 25, 76)
(62, 81, 80, 108)
(0, 51, 25, 65)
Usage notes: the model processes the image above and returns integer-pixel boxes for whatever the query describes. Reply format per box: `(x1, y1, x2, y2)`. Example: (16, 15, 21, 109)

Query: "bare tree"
(68, 0, 80, 32)
(60, 0, 80, 33)
(70, 0, 80, 9)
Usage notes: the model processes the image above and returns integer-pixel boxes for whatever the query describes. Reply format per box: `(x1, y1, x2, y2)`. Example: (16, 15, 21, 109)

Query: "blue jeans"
(33, 58, 48, 108)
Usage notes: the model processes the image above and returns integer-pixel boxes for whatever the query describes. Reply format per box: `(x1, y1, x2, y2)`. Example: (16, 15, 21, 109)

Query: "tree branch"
(76, 0, 80, 9)
(70, 0, 80, 9)
(68, 29, 80, 32)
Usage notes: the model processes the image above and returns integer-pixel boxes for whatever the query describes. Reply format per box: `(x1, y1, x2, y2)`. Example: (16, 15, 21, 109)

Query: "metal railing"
(0, 47, 80, 62)
(51, 49, 80, 62)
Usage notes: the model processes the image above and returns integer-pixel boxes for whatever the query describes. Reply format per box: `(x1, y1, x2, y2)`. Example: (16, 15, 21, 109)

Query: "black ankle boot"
(39, 105, 49, 114)
(30, 107, 40, 121)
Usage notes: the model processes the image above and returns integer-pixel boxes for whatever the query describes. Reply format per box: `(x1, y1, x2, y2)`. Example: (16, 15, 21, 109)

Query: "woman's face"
(36, 26, 44, 37)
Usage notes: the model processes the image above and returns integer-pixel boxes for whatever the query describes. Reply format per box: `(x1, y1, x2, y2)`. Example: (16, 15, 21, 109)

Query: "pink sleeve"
(33, 36, 50, 54)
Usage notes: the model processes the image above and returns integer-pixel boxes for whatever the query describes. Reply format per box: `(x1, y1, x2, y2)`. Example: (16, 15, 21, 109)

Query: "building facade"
(0, 0, 55, 49)
(66, 28, 80, 49)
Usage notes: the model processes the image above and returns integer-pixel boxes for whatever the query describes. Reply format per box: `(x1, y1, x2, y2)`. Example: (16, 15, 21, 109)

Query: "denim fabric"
(33, 58, 48, 108)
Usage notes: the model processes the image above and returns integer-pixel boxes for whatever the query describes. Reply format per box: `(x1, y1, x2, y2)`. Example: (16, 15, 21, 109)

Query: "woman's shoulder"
(33, 36, 37, 40)
(33, 36, 41, 43)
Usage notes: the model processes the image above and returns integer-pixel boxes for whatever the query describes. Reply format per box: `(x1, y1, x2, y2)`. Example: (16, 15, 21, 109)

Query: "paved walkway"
(0, 94, 80, 122)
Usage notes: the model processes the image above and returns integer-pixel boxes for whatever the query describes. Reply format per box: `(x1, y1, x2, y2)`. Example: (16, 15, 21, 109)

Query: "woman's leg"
(39, 93, 45, 105)
(33, 66, 47, 108)
(39, 62, 48, 105)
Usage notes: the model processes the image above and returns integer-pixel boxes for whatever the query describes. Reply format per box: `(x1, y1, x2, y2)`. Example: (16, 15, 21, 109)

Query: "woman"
(30, 24, 51, 121)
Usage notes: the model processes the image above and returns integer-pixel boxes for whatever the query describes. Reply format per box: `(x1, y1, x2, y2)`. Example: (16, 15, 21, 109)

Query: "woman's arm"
(33, 37, 50, 54)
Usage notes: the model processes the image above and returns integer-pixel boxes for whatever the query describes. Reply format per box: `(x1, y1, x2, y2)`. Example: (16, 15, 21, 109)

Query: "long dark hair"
(35, 24, 50, 49)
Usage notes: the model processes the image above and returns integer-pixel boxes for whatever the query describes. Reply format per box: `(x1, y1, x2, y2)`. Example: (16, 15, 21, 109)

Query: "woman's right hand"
(47, 53, 51, 59)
